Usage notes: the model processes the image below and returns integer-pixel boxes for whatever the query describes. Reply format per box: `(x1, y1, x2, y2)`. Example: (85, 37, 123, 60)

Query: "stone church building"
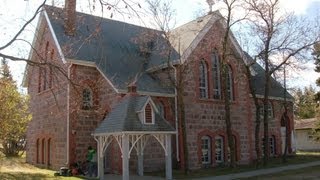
(24, 0, 294, 179)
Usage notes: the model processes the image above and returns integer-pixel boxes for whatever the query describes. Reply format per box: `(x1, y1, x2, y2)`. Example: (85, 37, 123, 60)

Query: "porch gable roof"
(93, 95, 175, 135)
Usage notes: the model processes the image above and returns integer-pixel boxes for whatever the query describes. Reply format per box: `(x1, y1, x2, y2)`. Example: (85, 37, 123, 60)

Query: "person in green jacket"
(86, 146, 97, 177)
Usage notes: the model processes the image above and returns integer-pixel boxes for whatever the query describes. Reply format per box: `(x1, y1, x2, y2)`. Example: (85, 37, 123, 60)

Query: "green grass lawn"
(244, 165, 320, 180)
(1, 151, 320, 179)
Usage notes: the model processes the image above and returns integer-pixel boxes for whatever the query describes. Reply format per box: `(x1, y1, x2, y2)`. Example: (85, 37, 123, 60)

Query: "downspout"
(171, 37, 181, 162)
(66, 63, 72, 166)
(172, 64, 179, 162)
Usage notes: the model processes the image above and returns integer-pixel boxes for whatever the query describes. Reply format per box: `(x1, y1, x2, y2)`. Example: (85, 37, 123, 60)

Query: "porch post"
(122, 134, 129, 180)
(137, 153, 144, 176)
(96, 136, 104, 180)
(165, 134, 172, 180)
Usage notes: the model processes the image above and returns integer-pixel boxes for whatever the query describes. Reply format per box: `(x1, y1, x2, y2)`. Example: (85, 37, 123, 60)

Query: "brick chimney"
(128, 82, 137, 94)
(64, 0, 76, 36)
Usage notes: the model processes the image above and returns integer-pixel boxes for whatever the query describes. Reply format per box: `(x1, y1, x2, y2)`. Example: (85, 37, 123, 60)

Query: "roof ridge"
(44, 5, 163, 33)
(172, 10, 219, 31)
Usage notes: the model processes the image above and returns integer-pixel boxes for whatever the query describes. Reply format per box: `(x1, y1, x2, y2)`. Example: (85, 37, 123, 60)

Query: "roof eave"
(118, 89, 175, 97)
(92, 130, 177, 137)
(251, 94, 294, 102)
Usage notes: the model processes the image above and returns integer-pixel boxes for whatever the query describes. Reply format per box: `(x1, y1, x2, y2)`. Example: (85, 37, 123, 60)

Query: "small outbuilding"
(295, 118, 320, 151)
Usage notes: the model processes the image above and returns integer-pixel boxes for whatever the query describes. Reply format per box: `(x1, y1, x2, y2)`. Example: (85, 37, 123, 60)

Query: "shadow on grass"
(0, 172, 56, 180)
(0, 172, 88, 180)
(146, 154, 320, 179)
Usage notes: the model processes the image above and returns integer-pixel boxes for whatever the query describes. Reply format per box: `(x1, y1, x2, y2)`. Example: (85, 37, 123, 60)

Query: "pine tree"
(293, 86, 317, 119)
(314, 44, 320, 102)
(0, 58, 13, 81)
(0, 59, 31, 157)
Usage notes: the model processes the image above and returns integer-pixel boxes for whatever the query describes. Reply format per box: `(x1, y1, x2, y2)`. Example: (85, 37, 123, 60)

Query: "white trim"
(92, 131, 176, 137)
(68, 59, 96, 67)
(252, 94, 294, 102)
(118, 89, 175, 97)
(180, 13, 220, 64)
(67, 59, 120, 94)
(43, 10, 66, 63)
(67, 59, 175, 97)
(66, 63, 72, 165)
(145, 59, 180, 73)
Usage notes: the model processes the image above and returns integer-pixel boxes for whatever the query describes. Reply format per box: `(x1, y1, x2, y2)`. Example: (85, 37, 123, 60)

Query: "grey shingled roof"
(93, 95, 175, 135)
(169, 13, 213, 55)
(45, 6, 178, 94)
(45, 6, 290, 100)
(246, 54, 294, 100)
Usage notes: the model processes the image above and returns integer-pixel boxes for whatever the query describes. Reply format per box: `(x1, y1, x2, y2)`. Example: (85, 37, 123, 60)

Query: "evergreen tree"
(0, 60, 31, 157)
(292, 86, 317, 119)
(314, 43, 320, 102)
(0, 58, 13, 81)
(312, 43, 320, 140)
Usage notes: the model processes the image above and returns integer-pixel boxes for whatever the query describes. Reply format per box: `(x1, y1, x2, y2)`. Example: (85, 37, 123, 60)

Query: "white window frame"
(201, 136, 211, 164)
(262, 136, 276, 156)
(199, 60, 209, 99)
(215, 136, 224, 163)
(259, 101, 273, 119)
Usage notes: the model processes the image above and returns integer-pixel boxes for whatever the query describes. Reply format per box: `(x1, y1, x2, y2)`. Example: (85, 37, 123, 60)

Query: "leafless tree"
(244, 0, 320, 166)
(144, 0, 192, 173)
(211, 0, 249, 168)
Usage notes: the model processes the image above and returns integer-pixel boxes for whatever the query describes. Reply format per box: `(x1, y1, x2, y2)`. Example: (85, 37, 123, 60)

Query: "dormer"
(136, 97, 158, 125)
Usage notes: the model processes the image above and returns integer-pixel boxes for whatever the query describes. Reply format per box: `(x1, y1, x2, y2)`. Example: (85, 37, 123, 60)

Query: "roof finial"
(206, 0, 216, 14)
(128, 74, 139, 94)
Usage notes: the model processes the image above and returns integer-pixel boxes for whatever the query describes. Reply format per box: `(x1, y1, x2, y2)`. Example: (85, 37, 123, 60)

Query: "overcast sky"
(1, 0, 320, 91)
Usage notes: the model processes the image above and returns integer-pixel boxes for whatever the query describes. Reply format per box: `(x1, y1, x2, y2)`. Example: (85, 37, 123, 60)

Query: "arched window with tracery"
(212, 52, 221, 99)
(82, 88, 93, 110)
(226, 65, 234, 100)
(199, 60, 209, 99)
(259, 101, 274, 120)
(201, 136, 211, 164)
(215, 135, 224, 163)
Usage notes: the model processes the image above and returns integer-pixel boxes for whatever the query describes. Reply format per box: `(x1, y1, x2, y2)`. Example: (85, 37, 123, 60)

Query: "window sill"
(197, 98, 237, 104)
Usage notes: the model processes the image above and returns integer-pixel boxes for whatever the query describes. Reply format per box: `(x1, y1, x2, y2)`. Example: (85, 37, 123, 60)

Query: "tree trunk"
(282, 111, 289, 163)
(263, 63, 270, 166)
(244, 64, 262, 166)
(177, 67, 189, 174)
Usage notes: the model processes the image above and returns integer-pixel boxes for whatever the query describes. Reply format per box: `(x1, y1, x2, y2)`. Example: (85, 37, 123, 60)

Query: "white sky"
(1, 0, 320, 91)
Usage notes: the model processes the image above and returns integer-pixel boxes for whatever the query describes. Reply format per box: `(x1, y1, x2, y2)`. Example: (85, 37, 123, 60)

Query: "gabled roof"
(169, 13, 214, 56)
(295, 118, 318, 130)
(93, 95, 175, 135)
(243, 52, 294, 100)
(44, 5, 178, 95)
(44, 5, 291, 100)
(250, 60, 294, 100)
